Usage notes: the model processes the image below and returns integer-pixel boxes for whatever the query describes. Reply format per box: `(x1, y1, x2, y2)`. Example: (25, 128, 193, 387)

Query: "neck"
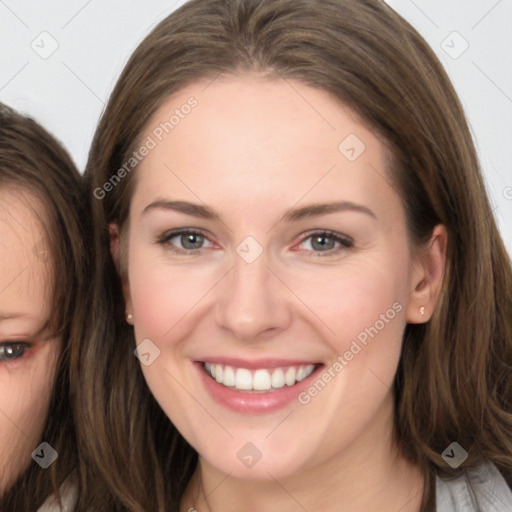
(181, 393, 425, 512)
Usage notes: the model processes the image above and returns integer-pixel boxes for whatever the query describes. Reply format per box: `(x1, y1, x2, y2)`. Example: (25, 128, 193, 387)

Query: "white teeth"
(223, 365, 235, 387)
(235, 368, 252, 390)
(271, 368, 285, 389)
(214, 364, 223, 383)
(253, 369, 272, 391)
(204, 362, 215, 378)
(202, 363, 316, 391)
(285, 367, 296, 386)
(297, 364, 315, 382)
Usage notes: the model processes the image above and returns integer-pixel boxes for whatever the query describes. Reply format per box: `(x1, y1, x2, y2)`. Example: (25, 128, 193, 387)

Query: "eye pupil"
(311, 235, 335, 251)
(182, 233, 203, 250)
(0, 342, 27, 361)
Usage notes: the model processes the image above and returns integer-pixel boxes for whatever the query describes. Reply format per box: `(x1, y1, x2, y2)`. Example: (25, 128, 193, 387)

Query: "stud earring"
(126, 313, 133, 323)
(420, 306, 425, 316)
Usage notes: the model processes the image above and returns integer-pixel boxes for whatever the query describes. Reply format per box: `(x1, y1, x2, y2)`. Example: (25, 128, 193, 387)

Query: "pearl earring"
(126, 313, 133, 323)
(420, 306, 425, 316)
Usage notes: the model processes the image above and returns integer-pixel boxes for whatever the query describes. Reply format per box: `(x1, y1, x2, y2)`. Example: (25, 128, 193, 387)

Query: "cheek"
(128, 248, 219, 341)
(284, 254, 409, 353)
(0, 343, 59, 490)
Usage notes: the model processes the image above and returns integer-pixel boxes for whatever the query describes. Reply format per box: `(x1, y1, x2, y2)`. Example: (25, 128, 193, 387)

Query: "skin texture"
(0, 189, 59, 493)
(114, 74, 447, 512)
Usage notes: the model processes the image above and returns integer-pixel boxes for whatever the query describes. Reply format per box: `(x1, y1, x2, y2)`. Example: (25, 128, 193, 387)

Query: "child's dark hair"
(0, 102, 89, 510)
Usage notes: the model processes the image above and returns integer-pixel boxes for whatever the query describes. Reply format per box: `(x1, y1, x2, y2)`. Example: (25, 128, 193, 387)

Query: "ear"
(109, 223, 133, 324)
(406, 224, 448, 324)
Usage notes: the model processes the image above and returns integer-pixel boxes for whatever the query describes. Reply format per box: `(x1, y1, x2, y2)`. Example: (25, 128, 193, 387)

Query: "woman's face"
(0, 189, 59, 492)
(120, 75, 443, 480)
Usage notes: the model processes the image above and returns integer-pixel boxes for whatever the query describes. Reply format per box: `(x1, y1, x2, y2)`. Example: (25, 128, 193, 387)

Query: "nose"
(215, 251, 292, 341)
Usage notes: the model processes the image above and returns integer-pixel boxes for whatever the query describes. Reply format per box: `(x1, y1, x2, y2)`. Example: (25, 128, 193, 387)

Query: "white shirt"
(436, 460, 512, 511)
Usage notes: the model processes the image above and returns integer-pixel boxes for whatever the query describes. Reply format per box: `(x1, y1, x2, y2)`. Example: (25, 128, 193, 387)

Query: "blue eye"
(157, 229, 213, 253)
(298, 231, 353, 255)
(156, 228, 353, 256)
(0, 342, 31, 362)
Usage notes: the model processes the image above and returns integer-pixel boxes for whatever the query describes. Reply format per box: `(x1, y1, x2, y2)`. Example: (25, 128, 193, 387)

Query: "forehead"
(0, 187, 52, 322)
(132, 75, 400, 224)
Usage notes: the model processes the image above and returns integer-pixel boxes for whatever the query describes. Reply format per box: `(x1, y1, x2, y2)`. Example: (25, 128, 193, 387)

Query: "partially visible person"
(0, 102, 88, 511)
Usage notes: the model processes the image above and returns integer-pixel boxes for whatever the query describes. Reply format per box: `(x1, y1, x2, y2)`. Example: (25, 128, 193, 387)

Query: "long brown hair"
(80, 0, 512, 510)
(0, 103, 89, 509)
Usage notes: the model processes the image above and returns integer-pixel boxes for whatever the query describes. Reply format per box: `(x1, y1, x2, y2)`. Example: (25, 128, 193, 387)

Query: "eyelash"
(156, 229, 354, 257)
(0, 341, 32, 363)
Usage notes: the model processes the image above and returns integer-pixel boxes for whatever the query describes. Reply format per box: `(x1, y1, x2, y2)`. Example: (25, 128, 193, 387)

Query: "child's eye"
(0, 341, 31, 362)
(296, 231, 354, 256)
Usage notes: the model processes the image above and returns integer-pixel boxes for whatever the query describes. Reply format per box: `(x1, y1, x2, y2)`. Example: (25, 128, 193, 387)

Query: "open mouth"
(202, 362, 321, 393)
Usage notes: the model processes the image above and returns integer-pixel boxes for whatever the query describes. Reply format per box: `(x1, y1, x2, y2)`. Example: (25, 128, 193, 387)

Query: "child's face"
(0, 189, 59, 492)
(120, 75, 434, 480)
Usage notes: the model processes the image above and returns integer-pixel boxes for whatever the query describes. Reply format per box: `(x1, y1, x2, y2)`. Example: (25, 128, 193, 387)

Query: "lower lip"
(195, 362, 323, 414)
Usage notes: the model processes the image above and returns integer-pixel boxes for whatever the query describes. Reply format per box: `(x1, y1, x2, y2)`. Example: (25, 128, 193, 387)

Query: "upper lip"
(197, 357, 321, 369)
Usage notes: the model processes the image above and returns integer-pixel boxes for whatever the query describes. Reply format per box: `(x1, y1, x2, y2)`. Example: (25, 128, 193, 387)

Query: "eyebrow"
(142, 199, 376, 222)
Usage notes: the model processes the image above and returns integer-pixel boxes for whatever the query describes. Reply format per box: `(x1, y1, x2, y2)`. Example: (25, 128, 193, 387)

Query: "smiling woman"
(0, 103, 88, 510)
(80, 0, 512, 511)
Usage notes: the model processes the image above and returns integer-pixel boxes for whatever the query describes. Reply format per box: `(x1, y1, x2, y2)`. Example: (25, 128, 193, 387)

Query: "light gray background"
(1, 0, 511, 253)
